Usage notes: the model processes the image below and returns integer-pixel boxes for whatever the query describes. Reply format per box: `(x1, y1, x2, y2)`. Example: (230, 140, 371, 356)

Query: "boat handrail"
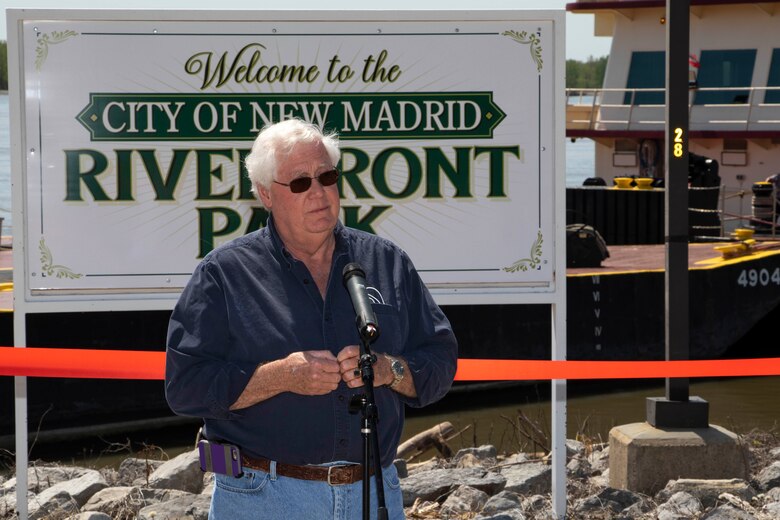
(566, 86, 780, 132)
(567, 86, 780, 96)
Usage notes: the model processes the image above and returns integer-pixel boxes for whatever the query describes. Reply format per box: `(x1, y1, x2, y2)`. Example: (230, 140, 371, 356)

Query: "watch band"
(386, 354, 405, 389)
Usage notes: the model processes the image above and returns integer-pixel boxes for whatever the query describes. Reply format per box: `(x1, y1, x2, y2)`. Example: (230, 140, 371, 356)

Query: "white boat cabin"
(566, 0, 780, 230)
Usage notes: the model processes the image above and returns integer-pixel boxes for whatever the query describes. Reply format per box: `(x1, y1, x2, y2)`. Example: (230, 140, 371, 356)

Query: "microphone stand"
(348, 324, 388, 520)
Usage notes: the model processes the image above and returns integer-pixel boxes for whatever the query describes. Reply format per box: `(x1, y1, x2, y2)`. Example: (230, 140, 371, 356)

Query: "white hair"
(244, 119, 340, 195)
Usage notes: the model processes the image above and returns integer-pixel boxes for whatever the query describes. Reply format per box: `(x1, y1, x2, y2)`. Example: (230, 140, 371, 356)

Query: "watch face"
(387, 355, 404, 388)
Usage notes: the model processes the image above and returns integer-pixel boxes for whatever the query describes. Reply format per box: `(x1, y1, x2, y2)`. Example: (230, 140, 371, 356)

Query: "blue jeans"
(209, 461, 405, 519)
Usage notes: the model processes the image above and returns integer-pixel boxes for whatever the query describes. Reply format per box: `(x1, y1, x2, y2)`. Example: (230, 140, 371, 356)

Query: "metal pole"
(551, 303, 567, 518)
(665, 0, 690, 403)
(646, 0, 709, 429)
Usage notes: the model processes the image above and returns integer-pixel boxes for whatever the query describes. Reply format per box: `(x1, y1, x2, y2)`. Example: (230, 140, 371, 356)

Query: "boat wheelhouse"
(566, 0, 780, 235)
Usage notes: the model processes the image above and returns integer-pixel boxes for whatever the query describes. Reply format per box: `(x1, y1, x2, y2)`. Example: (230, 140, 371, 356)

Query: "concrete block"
(608, 422, 749, 495)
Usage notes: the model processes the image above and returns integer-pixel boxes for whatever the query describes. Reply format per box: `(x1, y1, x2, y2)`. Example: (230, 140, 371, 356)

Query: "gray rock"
(474, 512, 526, 520)
(620, 499, 654, 519)
(80, 485, 192, 517)
(407, 457, 446, 476)
(400, 467, 505, 507)
(147, 449, 203, 494)
(769, 447, 780, 460)
(566, 457, 592, 478)
(0, 487, 33, 514)
(523, 495, 552, 518)
(202, 474, 215, 496)
(566, 439, 585, 459)
(117, 457, 165, 487)
(573, 487, 642, 515)
(587, 446, 610, 474)
(28, 489, 79, 520)
(137, 494, 211, 520)
(501, 453, 529, 465)
(589, 470, 610, 489)
(81, 486, 141, 515)
(701, 504, 757, 519)
(656, 478, 756, 508)
(481, 490, 522, 515)
(755, 461, 780, 491)
(66, 513, 113, 520)
(657, 491, 703, 520)
(451, 445, 497, 468)
(141, 487, 197, 503)
(765, 486, 780, 501)
(499, 461, 551, 495)
(454, 453, 485, 469)
(439, 485, 489, 516)
(28, 469, 107, 519)
(763, 501, 780, 518)
(2, 465, 94, 494)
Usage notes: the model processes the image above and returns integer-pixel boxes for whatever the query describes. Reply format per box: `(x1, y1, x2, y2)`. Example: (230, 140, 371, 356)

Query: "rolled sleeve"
(398, 259, 458, 408)
(165, 261, 255, 420)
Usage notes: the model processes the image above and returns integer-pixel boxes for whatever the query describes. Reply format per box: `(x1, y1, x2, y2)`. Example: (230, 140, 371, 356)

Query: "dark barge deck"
(1, 239, 780, 438)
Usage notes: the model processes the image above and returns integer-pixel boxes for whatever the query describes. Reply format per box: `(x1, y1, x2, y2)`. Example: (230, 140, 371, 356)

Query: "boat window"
(722, 139, 748, 167)
(693, 49, 757, 105)
(767, 49, 780, 104)
(624, 51, 665, 105)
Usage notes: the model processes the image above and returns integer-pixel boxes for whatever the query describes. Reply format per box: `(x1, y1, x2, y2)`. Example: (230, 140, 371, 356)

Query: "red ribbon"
(1, 347, 779, 381)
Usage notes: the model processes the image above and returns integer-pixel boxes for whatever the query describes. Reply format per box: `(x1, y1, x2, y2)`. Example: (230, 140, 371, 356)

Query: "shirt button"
(303, 279, 310, 284)
(338, 395, 345, 402)
(339, 439, 347, 447)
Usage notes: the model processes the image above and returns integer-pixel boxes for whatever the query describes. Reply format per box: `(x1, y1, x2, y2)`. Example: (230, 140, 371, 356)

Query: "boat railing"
(566, 86, 780, 132)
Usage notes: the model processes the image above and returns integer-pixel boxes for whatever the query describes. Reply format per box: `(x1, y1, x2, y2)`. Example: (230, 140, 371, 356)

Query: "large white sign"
(11, 10, 564, 306)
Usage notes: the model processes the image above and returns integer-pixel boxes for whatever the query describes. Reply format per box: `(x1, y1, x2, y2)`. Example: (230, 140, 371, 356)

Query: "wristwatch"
(386, 355, 405, 389)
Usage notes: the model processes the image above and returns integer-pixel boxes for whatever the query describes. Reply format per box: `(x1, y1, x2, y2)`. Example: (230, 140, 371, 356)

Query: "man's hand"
(284, 350, 342, 395)
(337, 346, 418, 398)
(337, 345, 364, 388)
(229, 350, 341, 410)
(337, 345, 394, 389)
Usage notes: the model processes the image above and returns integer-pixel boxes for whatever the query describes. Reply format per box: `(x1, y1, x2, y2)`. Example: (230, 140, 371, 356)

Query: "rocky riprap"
(1, 433, 779, 519)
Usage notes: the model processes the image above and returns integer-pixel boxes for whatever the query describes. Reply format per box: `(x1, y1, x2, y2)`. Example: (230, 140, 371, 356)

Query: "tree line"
(566, 56, 608, 89)
(0, 41, 606, 93)
(0, 41, 6, 91)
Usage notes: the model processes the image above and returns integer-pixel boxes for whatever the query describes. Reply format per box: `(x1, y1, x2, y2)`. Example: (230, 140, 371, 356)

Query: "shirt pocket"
(371, 303, 404, 356)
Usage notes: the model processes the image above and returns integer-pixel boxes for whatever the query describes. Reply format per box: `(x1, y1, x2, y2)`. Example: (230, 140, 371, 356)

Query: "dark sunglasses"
(273, 169, 339, 194)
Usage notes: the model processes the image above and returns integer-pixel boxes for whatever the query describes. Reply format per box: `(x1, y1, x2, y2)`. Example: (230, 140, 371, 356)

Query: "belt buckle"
(327, 464, 346, 486)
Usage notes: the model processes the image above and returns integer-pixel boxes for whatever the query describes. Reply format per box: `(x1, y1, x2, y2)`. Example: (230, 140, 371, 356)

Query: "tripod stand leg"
(348, 342, 391, 519)
(362, 414, 371, 517)
(368, 407, 388, 520)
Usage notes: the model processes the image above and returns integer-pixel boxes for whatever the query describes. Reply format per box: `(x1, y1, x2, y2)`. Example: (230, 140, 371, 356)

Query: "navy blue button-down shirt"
(165, 217, 458, 467)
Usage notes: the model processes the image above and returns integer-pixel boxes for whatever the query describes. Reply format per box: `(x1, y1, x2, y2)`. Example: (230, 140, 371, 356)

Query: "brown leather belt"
(241, 455, 371, 485)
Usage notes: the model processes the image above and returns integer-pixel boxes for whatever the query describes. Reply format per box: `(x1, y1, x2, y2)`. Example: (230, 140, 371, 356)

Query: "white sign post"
(8, 9, 566, 518)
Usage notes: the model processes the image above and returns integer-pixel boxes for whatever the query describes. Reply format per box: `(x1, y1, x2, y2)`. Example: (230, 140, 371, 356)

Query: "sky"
(0, 0, 612, 61)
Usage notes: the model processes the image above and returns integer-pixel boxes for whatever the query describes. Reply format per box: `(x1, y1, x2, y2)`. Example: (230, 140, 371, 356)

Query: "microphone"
(342, 262, 380, 342)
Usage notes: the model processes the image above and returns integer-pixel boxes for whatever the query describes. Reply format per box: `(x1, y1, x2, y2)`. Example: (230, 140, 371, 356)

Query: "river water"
(0, 93, 778, 469)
